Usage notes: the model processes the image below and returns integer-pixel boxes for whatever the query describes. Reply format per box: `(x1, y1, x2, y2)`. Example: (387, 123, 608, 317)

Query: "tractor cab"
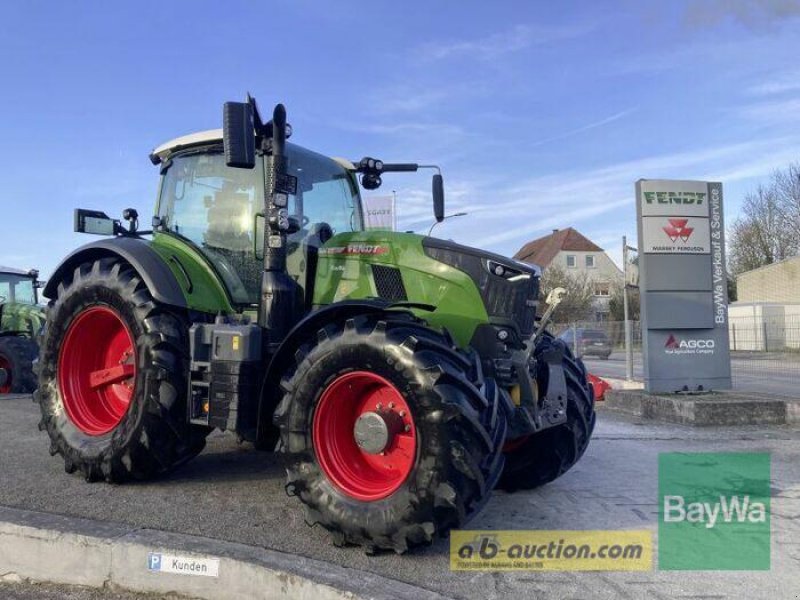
(0, 267, 43, 394)
(0, 267, 44, 336)
(151, 131, 363, 308)
(0, 267, 39, 306)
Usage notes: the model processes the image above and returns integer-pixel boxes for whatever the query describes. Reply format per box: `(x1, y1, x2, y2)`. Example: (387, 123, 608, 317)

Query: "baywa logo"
(664, 334, 715, 355)
(662, 218, 694, 243)
(664, 495, 766, 529)
(659, 453, 770, 570)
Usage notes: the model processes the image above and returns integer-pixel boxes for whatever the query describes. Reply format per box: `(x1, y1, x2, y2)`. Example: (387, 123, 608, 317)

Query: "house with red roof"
(514, 228, 622, 321)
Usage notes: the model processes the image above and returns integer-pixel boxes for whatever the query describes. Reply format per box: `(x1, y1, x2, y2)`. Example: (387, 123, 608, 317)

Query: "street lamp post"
(622, 235, 637, 382)
(428, 211, 468, 237)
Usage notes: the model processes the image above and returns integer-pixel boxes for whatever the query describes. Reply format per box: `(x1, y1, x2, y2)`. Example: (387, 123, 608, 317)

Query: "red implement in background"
(587, 373, 611, 401)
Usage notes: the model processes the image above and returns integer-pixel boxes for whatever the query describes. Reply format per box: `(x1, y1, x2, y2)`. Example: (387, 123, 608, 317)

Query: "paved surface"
(2, 394, 799, 599)
(584, 352, 800, 398)
(0, 581, 187, 599)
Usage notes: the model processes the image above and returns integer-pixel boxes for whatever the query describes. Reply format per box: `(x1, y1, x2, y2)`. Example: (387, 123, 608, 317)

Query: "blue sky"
(1, 0, 799, 277)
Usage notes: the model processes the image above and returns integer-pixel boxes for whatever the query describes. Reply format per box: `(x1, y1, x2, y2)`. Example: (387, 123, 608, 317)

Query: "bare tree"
(538, 265, 595, 323)
(728, 169, 800, 275)
(608, 280, 640, 322)
(772, 163, 800, 241)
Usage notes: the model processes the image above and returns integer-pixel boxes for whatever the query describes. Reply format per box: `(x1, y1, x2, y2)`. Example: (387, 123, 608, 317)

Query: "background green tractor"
(36, 97, 595, 552)
(0, 266, 44, 394)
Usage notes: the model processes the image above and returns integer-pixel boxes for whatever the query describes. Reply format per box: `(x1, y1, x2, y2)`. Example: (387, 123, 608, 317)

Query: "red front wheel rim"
(58, 306, 137, 436)
(0, 354, 11, 393)
(312, 371, 417, 501)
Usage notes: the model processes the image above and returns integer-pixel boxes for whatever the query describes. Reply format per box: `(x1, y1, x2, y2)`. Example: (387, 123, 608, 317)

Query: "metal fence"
(729, 314, 800, 352)
(552, 317, 800, 397)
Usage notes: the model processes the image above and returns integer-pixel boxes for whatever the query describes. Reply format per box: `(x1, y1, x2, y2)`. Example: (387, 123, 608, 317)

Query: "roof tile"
(513, 227, 603, 268)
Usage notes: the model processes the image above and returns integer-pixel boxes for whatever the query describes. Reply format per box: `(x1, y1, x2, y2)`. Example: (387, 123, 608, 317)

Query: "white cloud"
(423, 134, 800, 256)
(417, 22, 596, 62)
(355, 122, 464, 136)
(684, 0, 800, 29)
(471, 198, 630, 248)
(528, 107, 638, 147)
(738, 98, 800, 122)
(747, 71, 800, 96)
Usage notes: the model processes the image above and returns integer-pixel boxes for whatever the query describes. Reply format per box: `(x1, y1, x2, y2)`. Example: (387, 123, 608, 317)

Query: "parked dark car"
(558, 328, 613, 359)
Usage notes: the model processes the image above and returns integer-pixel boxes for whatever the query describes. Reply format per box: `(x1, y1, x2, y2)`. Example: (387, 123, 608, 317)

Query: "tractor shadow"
(131, 433, 286, 487)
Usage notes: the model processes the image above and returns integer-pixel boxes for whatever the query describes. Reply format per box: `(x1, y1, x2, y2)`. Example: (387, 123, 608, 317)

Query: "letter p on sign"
(147, 553, 162, 571)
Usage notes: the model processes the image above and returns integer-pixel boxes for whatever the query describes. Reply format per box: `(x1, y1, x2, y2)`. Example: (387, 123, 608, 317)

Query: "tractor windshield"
(0, 273, 36, 305)
(157, 143, 362, 305)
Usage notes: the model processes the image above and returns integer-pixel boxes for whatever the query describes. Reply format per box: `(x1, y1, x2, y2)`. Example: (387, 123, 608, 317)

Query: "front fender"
(43, 237, 187, 309)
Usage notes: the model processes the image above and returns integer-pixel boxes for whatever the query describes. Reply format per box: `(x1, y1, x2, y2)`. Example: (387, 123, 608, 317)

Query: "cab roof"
(0, 266, 34, 277)
(150, 129, 355, 171)
(150, 129, 223, 164)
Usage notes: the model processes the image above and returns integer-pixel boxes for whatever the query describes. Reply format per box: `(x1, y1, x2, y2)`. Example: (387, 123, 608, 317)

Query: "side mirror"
(74, 209, 117, 236)
(432, 174, 445, 223)
(223, 102, 256, 169)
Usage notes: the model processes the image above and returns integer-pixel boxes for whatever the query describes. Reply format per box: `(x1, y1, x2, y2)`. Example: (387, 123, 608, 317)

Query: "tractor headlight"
(485, 260, 530, 281)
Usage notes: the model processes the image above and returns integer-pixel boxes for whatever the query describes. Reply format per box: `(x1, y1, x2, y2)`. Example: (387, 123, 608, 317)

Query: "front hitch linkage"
(508, 288, 570, 437)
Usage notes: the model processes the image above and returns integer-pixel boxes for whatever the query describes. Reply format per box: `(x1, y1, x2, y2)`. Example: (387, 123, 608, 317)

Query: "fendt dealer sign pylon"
(636, 179, 732, 393)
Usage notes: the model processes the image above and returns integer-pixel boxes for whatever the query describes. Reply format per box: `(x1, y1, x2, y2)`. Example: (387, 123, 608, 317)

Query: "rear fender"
(43, 238, 187, 309)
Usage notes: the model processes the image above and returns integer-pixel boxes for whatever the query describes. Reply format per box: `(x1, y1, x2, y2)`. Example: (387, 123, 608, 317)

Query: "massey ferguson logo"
(662, 219, 694, 243)
(665, 334, 715, 355)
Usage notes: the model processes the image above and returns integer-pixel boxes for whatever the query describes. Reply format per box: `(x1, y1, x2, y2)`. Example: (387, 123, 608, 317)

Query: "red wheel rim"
(58, 306, 137, 436)
(0, 354, 11, 393)
(312, 371, 416, 501)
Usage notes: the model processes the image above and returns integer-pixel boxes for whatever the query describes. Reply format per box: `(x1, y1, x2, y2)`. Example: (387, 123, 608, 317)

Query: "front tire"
(35, 258, 208, 482)
(274, 315, 506, 553)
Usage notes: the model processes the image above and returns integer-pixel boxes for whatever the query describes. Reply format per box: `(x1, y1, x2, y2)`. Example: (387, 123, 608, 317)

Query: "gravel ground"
(0, 580, 193, 599)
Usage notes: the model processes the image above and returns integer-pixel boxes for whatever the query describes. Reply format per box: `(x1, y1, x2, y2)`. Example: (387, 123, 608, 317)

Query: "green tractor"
(36, 97, 595, 552)
(0, 267, 44, 394)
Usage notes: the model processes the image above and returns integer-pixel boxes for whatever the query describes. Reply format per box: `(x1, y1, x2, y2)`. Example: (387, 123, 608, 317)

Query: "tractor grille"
(371, 265, 408, 301)
(423, 238, 540, 337)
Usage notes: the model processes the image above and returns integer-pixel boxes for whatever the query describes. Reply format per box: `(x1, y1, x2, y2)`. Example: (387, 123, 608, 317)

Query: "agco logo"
(665, 334, 715, 354)
(662, 219, 694, 243)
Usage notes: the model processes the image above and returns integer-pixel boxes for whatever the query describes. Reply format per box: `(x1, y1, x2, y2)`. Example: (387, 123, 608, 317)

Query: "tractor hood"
(421, 236, 541, 338)
(421, 237, 541, 280)
(313, 231, 540, 347)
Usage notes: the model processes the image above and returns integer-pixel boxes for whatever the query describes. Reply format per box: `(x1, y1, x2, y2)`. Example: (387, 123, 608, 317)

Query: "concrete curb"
(599, 377, 644, 391)
(604, 389, 800, 426)
(0, 506, 449, 600)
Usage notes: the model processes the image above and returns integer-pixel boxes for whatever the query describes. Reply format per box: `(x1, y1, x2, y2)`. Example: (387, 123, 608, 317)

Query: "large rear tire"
(497, 334, 595, 492)
(0, 336, 38, 394)
(35, 258, 209, 482)
(274, 314, 506, 553)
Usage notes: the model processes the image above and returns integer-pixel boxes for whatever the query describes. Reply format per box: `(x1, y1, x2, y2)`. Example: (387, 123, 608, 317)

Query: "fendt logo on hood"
(664, 334, 715, 355)
(662, 219, 694, 243)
